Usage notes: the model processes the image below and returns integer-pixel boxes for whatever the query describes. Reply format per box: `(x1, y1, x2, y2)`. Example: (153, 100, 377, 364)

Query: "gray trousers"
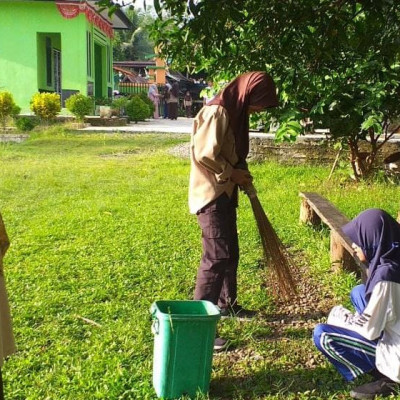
(194, 193, 239, 309)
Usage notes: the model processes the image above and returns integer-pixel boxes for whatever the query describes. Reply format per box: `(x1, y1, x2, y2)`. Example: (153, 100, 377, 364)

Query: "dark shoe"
(220, 304, 257, 320)
(368, 369, 388, 380)
(213, 337, 229, 352)
(350, 377, 398, 399)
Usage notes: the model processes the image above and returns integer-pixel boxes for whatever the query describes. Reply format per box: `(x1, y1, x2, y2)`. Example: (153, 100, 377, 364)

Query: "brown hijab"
(171, 82, 179, 97)
(208, 71, 278, 160)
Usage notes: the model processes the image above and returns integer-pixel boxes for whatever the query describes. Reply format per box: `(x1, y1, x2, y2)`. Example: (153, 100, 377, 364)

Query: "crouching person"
(313, 209, 400, 399)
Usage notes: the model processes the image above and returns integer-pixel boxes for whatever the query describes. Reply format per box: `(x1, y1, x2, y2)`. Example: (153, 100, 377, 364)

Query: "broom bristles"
(244, 184, 297, 299)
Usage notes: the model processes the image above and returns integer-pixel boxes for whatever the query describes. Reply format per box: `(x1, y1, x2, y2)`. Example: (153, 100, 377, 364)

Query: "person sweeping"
(188, 71, 278, 350)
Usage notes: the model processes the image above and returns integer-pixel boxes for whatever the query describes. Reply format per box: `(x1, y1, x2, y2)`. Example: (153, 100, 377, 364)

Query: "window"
(87, 31, 92, 77)
(46, 37, 52, 86)
(106, 45, 111, 83)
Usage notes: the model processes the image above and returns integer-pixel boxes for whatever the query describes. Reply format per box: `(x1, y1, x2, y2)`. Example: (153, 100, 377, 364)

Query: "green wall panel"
(0, 1, 113, 112)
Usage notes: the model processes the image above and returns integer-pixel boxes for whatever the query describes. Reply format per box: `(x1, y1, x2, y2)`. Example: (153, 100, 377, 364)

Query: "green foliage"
(148, 0, 400, 177)
(30, 92, 61, 122)
(94, 96, 112, 106)
(0, 91, 18, 130)
(11, 104, 21, 118)
(15, 117, 39, 132)
(199, 86, 216, 101)
(65, 93, 94, 122)
(136, 91, 155, 116)
(111, 96, 129, 116)
(125, 95, 150, 122)
(275, 120, 303, 142)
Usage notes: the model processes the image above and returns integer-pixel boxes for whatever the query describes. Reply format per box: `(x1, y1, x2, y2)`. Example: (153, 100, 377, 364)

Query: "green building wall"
(0, 1, 113, 112)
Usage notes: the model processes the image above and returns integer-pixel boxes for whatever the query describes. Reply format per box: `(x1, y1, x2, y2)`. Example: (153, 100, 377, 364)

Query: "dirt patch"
(99, 149, 139, 158)
(215, 262, 335, 370)
(168, 142, 190, 159)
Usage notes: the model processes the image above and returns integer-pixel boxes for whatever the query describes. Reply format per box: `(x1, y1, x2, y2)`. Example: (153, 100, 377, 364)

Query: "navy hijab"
(342, 208, 400, 301)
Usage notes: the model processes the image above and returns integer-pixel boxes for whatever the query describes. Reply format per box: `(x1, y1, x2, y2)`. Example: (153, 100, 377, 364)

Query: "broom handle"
(242, 183, 257, 199)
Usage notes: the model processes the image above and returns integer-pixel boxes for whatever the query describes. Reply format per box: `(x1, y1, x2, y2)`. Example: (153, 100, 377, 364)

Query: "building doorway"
(94, 43, 104, 98)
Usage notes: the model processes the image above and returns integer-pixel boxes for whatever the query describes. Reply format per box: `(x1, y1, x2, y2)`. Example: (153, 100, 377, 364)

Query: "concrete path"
(79, 117, 400, 143)
(81, 117, 194, 134)
(79, 118, 329, 140)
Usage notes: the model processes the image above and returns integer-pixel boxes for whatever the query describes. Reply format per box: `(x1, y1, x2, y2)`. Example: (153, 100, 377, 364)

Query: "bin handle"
(149, 303, 158, 317)
(150, 303, 159, 335)
(151, 317, 159, 335)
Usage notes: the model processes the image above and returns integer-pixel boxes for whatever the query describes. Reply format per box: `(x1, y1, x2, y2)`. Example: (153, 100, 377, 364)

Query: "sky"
(134, 0, 148, 10)
(115, 0, 154, 11)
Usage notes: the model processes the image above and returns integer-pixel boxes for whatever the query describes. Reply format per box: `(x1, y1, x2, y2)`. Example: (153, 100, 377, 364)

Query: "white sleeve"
(327, 282, 392, 341)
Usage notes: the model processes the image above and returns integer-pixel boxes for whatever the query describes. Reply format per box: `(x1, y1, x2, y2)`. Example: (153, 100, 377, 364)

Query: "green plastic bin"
(150, 300, 221, 399)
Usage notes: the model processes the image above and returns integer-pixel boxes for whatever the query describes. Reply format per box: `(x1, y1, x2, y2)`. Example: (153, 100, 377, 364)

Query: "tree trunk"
(347, 137, 379, 179)
(348, 138, 362, 180)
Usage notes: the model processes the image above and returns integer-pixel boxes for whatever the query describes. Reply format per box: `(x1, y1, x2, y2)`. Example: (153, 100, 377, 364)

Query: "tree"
(148, 0, 400, 179)
(113, 7, 155, 61)
(98, 0, 400, 179)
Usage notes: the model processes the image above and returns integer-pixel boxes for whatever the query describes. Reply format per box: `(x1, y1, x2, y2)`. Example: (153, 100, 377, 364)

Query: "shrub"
(126, 96, 150, 123)
(94, 97, 112, 106)
(65, 93, 93, 122)
(12, 105, 21, 118)
(137, 92, 154, 118)
(30, 92, 61, 122)
(0, 91, 18, 130)
(15, 117, 39, 132)
(111, 96, 128, 117)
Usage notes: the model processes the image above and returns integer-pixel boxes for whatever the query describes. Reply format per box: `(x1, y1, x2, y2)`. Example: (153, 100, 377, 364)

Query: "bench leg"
(330, 231, 359, 275)
(299, 199, 321, 225)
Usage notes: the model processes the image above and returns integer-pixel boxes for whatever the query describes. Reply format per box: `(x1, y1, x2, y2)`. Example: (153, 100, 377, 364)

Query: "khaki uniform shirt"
(189, 105, 238, 214)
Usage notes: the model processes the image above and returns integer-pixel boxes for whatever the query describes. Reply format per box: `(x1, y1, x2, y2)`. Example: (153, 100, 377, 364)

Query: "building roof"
(167, 71, 193, 83)
(114, 60, 156, 68)
(113, 65, 148, 83)
(88, 1, 133, 30)
(28, 1, 132, 30)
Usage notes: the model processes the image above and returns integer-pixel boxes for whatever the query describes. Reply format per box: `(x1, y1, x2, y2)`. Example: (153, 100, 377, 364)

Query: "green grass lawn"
(0, 129, 399, 399)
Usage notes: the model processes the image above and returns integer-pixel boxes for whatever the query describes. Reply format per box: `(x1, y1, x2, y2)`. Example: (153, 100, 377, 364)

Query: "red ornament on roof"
(56, 1, 114, 38)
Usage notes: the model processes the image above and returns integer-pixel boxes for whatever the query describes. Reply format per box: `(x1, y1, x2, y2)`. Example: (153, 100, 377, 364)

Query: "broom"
(243, 183, 297, 300)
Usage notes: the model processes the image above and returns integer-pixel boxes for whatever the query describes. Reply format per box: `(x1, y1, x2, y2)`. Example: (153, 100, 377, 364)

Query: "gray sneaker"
(350, 377, 398, 399)
(213, 337, 229, 352)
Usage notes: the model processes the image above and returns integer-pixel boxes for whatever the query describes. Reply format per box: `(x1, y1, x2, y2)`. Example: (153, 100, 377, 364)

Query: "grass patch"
(0, 129, 398, 399)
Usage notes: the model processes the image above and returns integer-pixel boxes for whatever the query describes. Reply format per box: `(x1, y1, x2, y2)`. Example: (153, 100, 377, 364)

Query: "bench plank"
(300, 192, 349, 230)
(299, 192, 367, 281)
(300, 192, 353, 252)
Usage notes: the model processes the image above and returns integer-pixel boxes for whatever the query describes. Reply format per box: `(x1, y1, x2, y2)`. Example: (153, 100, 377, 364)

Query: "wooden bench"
(299, 192, 367, 282)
